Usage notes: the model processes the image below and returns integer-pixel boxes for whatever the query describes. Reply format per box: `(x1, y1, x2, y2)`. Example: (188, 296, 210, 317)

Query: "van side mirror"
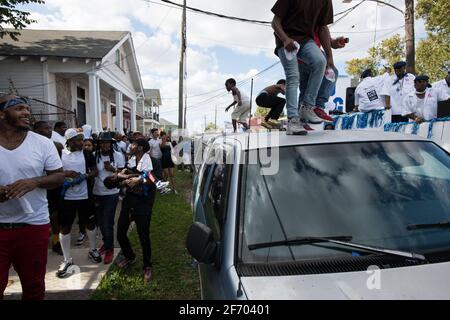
(186, 222, 217, 264)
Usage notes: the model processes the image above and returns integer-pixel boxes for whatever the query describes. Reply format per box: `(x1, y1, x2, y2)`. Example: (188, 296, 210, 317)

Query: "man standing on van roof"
(271, 0, 334, 136)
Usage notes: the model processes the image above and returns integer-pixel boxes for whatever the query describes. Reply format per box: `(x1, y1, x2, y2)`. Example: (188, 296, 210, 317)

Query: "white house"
(137, 89, 161, 135)
(0, 29, 145, 133)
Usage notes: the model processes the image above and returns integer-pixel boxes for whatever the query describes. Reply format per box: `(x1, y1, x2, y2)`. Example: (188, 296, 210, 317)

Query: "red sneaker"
(104, 249, 114, 265)
(313, 107, 334, 123)
(144, 267, 152, 282)
(303, 123, 315, 131)
(98, 244, 106, 256)
(116, 257, 136, 269)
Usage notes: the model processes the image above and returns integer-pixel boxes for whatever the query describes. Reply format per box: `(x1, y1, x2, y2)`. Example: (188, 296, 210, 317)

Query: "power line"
(143, 0, 364, 27)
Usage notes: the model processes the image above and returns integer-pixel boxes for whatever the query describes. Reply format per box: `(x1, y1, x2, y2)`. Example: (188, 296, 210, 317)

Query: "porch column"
(115, 90, 124, 134)
(95, 76, 103, 132)
(88, 72, 101, 133)
(131, 100, 137, 132)
(106, 100, 112, 131)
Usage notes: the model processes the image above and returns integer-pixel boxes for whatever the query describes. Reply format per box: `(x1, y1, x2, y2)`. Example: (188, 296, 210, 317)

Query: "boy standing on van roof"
(225, 78, 251, 133)
(255, 80, 286, 130)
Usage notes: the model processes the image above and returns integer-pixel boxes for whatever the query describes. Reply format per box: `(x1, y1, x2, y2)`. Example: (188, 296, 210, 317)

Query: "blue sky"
(22, 0, 426, 133)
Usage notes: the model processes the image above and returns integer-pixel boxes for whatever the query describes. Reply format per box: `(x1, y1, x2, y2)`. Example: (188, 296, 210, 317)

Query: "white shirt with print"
(355, 77, 385, 112)
(93, 151, 126, 196)
(381, 73, 415, 115)
(402, 88, 450, 121)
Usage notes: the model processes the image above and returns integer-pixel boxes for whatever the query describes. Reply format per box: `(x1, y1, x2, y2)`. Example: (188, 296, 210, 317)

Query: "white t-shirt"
(61, 150, 88, 200)
(51, 131, 66, 146)
(381, 73, 415, 115)
(0, 132, 62, 225)
(127, 153, 153, 172)
(93, 151, 126, 196)
(149, 138, 162, 159)
(116, 140, 127, 154)
(432, 79, 450, 96)
(355, 77, 385, 112)
(402, 88, 450, 121)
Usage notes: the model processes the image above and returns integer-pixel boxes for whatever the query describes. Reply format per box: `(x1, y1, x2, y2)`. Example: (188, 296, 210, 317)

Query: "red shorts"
(0, 224, 50, 300)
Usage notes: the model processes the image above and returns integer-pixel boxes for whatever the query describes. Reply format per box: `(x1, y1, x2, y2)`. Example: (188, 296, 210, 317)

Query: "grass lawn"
(91, 171, 201, 300)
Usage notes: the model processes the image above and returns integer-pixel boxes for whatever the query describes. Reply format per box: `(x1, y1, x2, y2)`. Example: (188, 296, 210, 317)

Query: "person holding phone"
(92, 132, 125, 264)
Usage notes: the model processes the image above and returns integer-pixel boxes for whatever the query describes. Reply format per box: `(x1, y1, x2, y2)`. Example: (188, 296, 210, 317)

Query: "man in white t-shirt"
(92, 132, 125, 264)
(0, 94, 64, 300)
(402, 75, 450, 123)
(381, 61, 415, 123)
(51, 121, 67, 146)
(354, 69, 385, 113)
(57, 128, 100, 278)
(148, 128, 163, 180)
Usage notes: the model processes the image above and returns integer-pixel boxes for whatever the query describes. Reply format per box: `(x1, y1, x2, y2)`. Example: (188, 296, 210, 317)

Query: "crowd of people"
(354, 64, 450, 124)
(0, 93, 193, 299)
(224, 0, 449, 133)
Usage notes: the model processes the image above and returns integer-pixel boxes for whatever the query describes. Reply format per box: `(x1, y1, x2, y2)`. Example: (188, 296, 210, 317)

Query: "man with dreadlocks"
(92, 132, 125, 264)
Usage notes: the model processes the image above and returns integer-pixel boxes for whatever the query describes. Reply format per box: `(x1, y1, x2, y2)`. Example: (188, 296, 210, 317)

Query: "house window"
(115, 50, 125, 70)
(77, 87, 86, 101)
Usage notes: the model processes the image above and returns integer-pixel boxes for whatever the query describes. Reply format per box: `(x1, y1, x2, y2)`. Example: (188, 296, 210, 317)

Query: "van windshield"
(239, 141, 450, 264)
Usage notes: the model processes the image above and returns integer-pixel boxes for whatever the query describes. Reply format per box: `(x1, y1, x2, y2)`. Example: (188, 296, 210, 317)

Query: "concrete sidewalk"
(4, 247, 119, 300)
(4, 208, 122, 300)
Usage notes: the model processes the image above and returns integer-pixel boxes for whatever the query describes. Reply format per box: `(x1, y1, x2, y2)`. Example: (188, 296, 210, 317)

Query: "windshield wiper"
(407, 221, 450, 230)
(248, 236, 427, 262)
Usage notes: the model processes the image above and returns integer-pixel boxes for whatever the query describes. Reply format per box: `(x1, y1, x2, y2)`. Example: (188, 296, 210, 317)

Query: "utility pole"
(404, 0, 415, 74)
(342, 0, 415, 73)
(214, 105, 217, 129)
(178, 0, 187, 129)
(204, 115, 207, 132)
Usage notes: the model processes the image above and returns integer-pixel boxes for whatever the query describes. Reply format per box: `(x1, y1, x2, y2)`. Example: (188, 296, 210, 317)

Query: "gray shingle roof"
(144, 89, 162, 106)
(0, 29, 128, 59)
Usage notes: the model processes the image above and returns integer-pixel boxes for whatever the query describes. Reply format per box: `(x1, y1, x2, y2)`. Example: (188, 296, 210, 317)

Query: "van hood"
(241, 261, 450, 300)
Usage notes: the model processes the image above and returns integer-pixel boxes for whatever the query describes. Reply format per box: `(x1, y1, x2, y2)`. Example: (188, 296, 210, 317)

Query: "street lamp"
(342, 0, 415, 74)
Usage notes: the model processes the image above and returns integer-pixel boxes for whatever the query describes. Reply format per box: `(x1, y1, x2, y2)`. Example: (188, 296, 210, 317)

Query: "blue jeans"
(299, 54, 339, 109)
(278, 40, 327, 118)
(95, 194, 119, 250)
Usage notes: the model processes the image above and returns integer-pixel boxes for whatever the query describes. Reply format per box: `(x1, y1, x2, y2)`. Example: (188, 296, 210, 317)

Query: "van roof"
(213, 130, 429, 150)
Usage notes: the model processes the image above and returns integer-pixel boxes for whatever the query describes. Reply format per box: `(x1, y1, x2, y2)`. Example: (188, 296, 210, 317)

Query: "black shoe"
(89, 249, 102, 263)
(52, 242, 63, 256)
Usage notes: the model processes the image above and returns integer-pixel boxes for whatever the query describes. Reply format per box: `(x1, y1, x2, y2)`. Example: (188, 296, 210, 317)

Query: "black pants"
(117, 192, 155, 268)
(151, 157, 163, 180)
(255, 93, 285, 121)
(391, 115, 409, 123)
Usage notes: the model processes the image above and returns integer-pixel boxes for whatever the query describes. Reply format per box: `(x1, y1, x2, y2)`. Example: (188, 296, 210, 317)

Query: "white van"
(187, 131, 450, 299)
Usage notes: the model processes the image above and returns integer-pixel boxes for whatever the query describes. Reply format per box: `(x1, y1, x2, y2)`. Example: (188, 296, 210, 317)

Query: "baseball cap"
(65, 128, 84, 141)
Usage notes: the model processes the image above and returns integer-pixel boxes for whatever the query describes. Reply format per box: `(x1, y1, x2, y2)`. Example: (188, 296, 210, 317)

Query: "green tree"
(205, 122, 217, 132)
(416, 0, 450, 34)
(0, 0, 45, 41)
(378, 34, 405, 68)
(255, 106, 269, 118)
(415, 0, 450, 82)
(416, 34, 450, 82)
(345, 35, 404, 79)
